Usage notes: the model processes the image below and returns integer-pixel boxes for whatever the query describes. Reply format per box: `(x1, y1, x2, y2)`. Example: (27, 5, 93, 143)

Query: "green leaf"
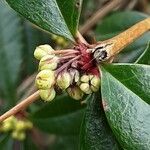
(80, 94, 120, 150)
(0, 0, 23, 105)
(101, 64, 150, 104)
(50, 135, 79, 150)
(95, 11, 150, 63)
(30, 94, 84, 135)
(101, 64, 150, 149)
(0, 134, 13, 150)
(135, 41, 150, 65)
(6, 0, 83, 41)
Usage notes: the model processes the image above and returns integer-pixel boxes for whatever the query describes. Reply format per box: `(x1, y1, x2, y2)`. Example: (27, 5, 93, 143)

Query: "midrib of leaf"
(101, 64, 150, 105)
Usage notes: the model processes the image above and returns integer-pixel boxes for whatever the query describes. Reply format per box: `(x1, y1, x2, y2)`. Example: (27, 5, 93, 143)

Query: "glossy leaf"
(101, 64, 150, 104)
(95, 11, 150, 63)
(30, 94, 84, 135)
(6, 0, 83, 41)
(135, 41, 150, 65)
(0, 0, 23, 105)
(101, 64, 150, 149)
(80, 94, 120, 150)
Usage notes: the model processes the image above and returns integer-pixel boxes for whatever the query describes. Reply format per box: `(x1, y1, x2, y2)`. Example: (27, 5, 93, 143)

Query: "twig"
(80, 0, 122, 34)
(92, 17, 150, 61)
(1, 16, 149, 123)
(76, 31, 89, 45)
(0, 91, 39, 122)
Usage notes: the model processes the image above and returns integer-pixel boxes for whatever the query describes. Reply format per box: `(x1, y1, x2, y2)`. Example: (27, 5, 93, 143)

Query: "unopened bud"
(80, 75, 89, 83)
(90, 76, 100, 92)
(1, 122, 13, 132)
(25, 121, 33, 129)
(12, 130, 26, 141)
(69, 69, 80, 83)
(4, 116, 16, 124)
(57, 37, 67, 46)
(36, 70, 55, 89)
(39, 88, 56, 101)
(39, 55, 59, 71)
(1, 116, 16, 132)
(51, 34, 58, 40)
(34, 44, 54, 60)
(15, 120, 26, 131)
(56, 71, 72, 90)
(80, 83, 92, 94)
(67, 86, 84, 100)
(52, 35, 68, 47)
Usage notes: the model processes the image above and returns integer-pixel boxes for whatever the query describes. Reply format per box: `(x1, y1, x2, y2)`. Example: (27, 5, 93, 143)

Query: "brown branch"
(0, 91, 40, 122)
(92, 17, 150, 61)
(76, 31, 89, 45)
(106, 17, 150, 58)
(80, 0, 122, 34)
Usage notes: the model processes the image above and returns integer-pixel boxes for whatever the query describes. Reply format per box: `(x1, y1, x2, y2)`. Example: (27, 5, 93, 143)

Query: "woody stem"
(0, 91, 40, 122)
(96, 17, 150, 60)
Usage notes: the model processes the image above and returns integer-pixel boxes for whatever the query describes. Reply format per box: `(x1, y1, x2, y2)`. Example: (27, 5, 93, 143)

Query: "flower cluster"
(0, 116, 33, 141)
(34, 43, 100, 101)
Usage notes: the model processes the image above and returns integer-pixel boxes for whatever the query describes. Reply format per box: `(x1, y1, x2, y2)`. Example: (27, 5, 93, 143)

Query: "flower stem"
(50, 49, 77, 55)
(59, 55, 77, 61)
(0, 91, 40, 122)
(56, 56, 81, 74)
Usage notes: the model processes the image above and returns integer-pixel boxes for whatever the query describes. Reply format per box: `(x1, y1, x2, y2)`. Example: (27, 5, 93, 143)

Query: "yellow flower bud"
(80, 75, 89, 83)
(56, 37, 66, 45)
(15, 120, 26, 131)
(90, 76, 100, 92)
(52, 34, 68, 47)
(25, 121, 33, 129)
(1, 116, 17, 132)
(39, 55, 59, 71)
(51, 34, 58, 40)
(80, 83, 92, 94)
(1, 122, 13, 132)
(56, 71, 72, 90)
(34, 44, 54, 60)
(39, 88, 56, 101)
(36, 70, 55, 89)
(67, 86, 84, 100)
(12, 130, 26, 141)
